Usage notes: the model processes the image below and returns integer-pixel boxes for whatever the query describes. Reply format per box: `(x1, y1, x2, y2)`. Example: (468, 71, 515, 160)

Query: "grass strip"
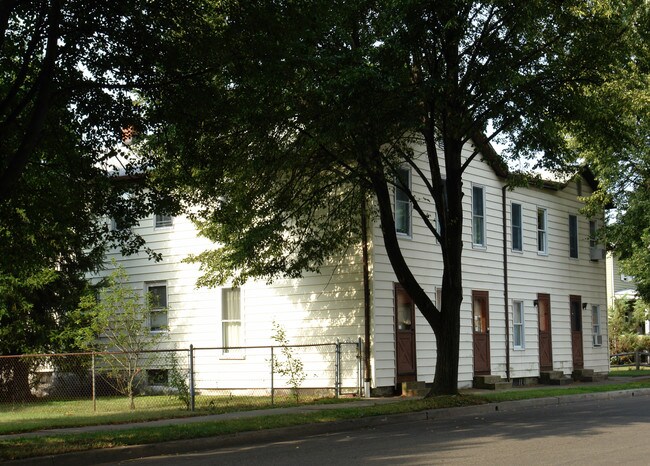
(3, 380, 650, 461)
(0, 395, 484, 461)
(0, 396, 349, 435)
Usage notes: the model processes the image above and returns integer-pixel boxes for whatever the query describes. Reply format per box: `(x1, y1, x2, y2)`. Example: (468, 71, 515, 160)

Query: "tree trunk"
(428, 140, 465, 396)
(9, 359, 34, 402)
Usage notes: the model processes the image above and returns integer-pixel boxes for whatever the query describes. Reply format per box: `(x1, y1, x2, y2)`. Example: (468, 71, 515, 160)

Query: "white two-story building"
(97, 138, 609, 393)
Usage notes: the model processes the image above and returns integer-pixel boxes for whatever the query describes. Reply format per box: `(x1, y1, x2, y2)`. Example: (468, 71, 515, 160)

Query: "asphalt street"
(105, 394, 650, 466)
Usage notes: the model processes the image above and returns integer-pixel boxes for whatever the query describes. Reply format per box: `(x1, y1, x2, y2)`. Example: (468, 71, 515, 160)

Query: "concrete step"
(539, 371, 565, 384)
(547, 376, 573, 386)
(572, 369, 595, 381)
(473, 376, 512, 390)
(581, 373, 608, 383)
(401, 381, 428, 397)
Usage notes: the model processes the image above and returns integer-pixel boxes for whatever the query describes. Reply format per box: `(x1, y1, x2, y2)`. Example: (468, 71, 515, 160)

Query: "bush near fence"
(0, 340, 362, 417)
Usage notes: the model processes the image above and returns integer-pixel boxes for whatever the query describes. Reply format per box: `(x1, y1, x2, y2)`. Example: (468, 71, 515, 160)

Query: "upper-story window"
(395, 167, 412, 237)
(569, 214, 579, 258)
(472, 185, 486, 247)
(537, 207, 548, 254)
(589, 220, 597, 248)
(155, 214, 173, 228)
(147, 282, 168, 332)
(511, 202, 523, 252)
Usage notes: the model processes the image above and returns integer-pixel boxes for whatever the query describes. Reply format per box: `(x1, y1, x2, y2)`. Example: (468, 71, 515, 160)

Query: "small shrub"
(271, 322, 306, 403)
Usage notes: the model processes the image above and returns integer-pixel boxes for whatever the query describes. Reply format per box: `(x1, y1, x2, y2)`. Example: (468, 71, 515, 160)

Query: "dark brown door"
(472, 290, 491, 375)
(570, 295, 584, 370)
(395, 284, 416, 383)
(538, 293, 553, 371)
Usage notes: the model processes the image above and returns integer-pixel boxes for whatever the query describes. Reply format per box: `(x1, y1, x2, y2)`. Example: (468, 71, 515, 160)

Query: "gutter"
(361, 194, 372, 397)
(502, 184, 511, 381)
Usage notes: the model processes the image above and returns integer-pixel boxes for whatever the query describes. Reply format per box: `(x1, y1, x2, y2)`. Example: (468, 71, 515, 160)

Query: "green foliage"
(608, 297, 650, 353)
(168, 352, 191, 410)
(577, 3, 650, 299)
(142, 0, 646, 394)
(76, 266, 167, 410)
(0, 0, 210, 360)
(271, 322, 306, 402)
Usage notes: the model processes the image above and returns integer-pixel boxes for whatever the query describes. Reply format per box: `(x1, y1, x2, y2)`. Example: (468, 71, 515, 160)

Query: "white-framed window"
(511, 202, 523, 252)
(592, 305, 602, 346)
(147, 282, 168, 332)
(569, 214, 579, 259)
(222, 287, 242, 354)
(395, 167, 412, 237)
(513, 301, 525, 349)
(472, 185, 486, 247)
(155, 214, 173, 228)
(537, 207, 548, 254)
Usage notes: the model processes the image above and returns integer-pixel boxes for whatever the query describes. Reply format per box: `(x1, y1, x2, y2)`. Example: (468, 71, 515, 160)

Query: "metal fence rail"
(0, 340, 363, 416)
(610, 351, 650, 369)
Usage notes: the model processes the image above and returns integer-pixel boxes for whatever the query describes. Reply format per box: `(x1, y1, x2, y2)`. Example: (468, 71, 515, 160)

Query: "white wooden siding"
(371, 141, 608, 389)
(96, 141, 609, 391)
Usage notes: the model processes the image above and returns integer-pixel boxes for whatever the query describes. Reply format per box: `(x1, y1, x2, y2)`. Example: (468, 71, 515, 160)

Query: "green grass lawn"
(609, 366, 650, 377)
(0, 393, 349, 435)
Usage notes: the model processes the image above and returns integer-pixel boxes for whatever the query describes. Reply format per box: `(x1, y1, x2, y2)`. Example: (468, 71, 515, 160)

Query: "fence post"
(92, 352, 96, 412)
(335, 339, 341, 398)
(270, 346, 275, 406)
(189, 345, 195, 411)
(636, 350, 640, 370)
(357, 337, 363, 398)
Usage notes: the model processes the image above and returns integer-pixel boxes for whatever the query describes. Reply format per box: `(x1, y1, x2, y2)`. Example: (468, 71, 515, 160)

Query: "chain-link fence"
(0, 340, 362, 418)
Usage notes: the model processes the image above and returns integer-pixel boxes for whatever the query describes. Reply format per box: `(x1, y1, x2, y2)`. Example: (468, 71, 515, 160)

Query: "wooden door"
(395, 284, 416, 383)
(538, 293, 553, 371)
(570, 295, 584, 370)
(472, 290, 491, 375)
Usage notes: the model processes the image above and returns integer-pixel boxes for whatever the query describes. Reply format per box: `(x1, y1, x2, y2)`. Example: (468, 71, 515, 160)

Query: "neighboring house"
(606, 253, 638, 307)
(94, 139, 609, 393)
(606, 254, 649, 335)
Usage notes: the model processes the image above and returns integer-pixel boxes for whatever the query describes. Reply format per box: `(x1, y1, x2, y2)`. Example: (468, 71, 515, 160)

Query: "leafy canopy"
(143, 0, 646, 395)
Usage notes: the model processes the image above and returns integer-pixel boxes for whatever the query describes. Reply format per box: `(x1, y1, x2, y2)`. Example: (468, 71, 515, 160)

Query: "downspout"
(502, 185, 511, 381)
(361, 194, 372, 397)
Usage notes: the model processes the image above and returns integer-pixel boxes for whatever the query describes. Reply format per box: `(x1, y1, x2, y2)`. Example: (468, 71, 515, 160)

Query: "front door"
(395, 284, 416, 383)
(538, 293, 553, 371)
(570, 295, 584, 370)
(472, 290, 491, 375)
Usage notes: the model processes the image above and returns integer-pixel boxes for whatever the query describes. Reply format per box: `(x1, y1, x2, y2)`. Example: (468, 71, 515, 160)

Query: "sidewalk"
(5, 376, 650, 465)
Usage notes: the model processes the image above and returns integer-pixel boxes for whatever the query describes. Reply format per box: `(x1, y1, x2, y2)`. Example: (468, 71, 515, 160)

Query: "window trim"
(154, 214, 173, 229)
(146, 282, 168, 333)
(394, 166, 412, 238)
(511, 202, 523, 252)
(221, 287, 244, 358)
(592, 305, 602, 346)
(569, 214, 579, 259)
(589, 220, 597, 248)
(512, 300, 525, 350)
(537, 207, 548, 255)
(472, 184, 486, 248)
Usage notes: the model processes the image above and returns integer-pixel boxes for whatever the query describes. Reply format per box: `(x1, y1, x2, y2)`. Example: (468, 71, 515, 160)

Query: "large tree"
(0, 0, 210, 395)
(579, 13, 650, 301)
(145, 0, 647, 395)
